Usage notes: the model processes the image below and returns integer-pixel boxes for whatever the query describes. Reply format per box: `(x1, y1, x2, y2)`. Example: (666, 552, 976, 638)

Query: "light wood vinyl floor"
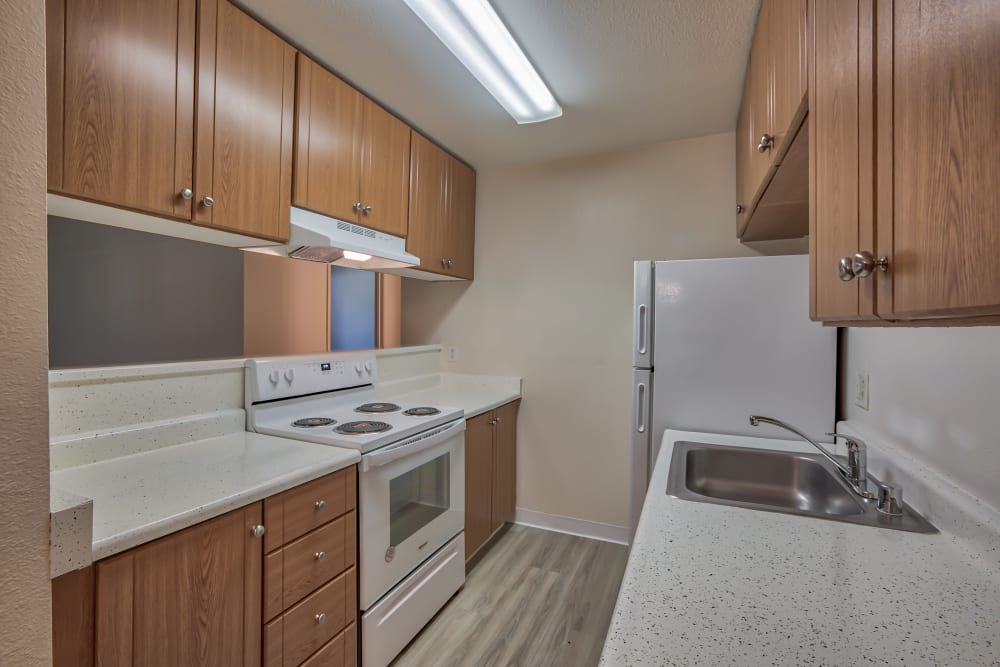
(392, 524, 629, 667)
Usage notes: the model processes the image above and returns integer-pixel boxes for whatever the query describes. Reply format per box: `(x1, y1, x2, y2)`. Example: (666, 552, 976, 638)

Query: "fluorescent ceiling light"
(342, 250, 372, 262)
(403, 0, 562, 124)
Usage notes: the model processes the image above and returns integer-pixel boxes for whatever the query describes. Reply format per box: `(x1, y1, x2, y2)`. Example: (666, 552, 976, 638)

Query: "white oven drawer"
(361, 533, 465, 667)
(360, 419, 465, 610)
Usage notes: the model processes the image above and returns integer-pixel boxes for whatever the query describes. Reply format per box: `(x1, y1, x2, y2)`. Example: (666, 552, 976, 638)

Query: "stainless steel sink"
(666, 441, 937, 533)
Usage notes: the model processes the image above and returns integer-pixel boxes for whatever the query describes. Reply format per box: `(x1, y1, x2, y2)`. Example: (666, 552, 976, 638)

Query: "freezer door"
(629, 368, 652, 543)
(633, 261, 653, 369)
(652, 255, 836, 439)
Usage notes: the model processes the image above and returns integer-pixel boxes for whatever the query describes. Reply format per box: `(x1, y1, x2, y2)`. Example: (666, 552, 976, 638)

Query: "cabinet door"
(447, 158, 476, 280)
(361, 100, 411, 237)
(464, 412, 495, 560)
(875, 0, 1000, 319)
(51, 0, 196, 219)
(735, 83, 752, 235)
(95, 504, 264, 666)
(293, 54, 364, 225)
(196, 0, 294, 242)
(491, 401, 519, 532)
(746, 0, 774, 195)
(808, 0, 875, 321)
(768, 0, 808, 147)
(406, 133, 451, 275)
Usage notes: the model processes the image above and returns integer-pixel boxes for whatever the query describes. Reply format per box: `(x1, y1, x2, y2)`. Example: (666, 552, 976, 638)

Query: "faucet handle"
(876, 483, 903, 516)
(826, 432, 868, 448)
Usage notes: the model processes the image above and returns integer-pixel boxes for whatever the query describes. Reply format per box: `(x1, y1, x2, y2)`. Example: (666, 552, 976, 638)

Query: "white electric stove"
(246, 352, 467, 667)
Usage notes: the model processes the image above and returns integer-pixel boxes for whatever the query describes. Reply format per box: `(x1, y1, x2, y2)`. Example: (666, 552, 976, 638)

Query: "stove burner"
(355, 402, 401, 414)
(403, 407, 441, 417)
(292, 417, 336, 428)
(336, 421, 392, 435)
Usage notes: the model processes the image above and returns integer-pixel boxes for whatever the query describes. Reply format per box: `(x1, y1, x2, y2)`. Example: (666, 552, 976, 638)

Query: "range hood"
(245, 207, 420, 270)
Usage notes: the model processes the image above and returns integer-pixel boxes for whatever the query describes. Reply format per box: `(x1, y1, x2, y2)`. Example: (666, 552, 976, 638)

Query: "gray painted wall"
(48, 217, 244, 368)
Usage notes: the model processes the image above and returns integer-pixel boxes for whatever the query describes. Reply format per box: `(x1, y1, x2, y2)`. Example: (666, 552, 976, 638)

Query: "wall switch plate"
(854, 370, 869, 410)
(446, 345, 458, 363)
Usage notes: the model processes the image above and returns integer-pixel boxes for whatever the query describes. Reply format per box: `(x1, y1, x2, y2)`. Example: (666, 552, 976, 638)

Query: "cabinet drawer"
(264, 511, 356, 621)
(264, 567, 356, 667)
(265, 466, 356, 551)
(300, 624, 356, 667)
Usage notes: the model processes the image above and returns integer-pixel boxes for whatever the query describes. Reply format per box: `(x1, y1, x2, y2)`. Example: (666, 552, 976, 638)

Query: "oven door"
(359, 418, 465, 610)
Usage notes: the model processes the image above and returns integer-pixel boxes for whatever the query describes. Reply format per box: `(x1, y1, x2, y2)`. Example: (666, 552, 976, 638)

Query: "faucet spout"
(749, 415, 871, 498)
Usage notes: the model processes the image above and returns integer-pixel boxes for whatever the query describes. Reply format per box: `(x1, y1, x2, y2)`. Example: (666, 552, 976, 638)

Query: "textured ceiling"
(238, 0, 761, 167)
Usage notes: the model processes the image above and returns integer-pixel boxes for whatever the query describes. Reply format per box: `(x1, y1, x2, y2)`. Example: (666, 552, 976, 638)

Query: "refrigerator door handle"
(636, 304, 648, 356)
(635, 382, 647, 433)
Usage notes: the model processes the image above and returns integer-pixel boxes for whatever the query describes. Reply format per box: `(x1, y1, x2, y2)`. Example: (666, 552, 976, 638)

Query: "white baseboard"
(513, 507, 629, 545)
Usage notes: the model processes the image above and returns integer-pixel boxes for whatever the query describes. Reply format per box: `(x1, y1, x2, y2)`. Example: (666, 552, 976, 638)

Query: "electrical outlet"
(446, 345, 458, 363)
(854, 370, 870, 410)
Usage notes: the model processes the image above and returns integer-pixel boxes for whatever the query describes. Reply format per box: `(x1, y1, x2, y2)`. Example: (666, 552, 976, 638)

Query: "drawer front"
(280, 511, 356, 612)
(281, 568, 356, 667)
(265, 467, 357, 551)
(300, 624, 356, 667)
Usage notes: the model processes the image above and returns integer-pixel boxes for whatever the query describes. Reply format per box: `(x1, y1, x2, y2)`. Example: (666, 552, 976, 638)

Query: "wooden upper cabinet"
(293, 54, 364, 224)
(95, 504, 263, 666)
(48, 0, 197, 219)
(293, 55, 411, 237)
(361, 100, 411, 237)
(808, 0, 874, 322)
(769, 0, 808, 147)
(735, 77, 752, 234)
(874, 0, 1000, 320)
(746, 0, 773, 191)
(447, 158, 476, 281)
(810, 0, 999, 324)
(407, 133, 450, 273)
(196, 0, 295, 242)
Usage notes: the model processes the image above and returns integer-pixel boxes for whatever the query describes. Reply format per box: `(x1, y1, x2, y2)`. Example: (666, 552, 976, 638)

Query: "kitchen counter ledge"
(602, 428, 1000, 666)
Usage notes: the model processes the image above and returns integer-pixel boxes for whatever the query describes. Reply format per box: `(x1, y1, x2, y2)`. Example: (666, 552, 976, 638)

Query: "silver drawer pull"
(314, 551, 326, 561)
(315, 612, 327, 624)
(314, 499, 325, 510)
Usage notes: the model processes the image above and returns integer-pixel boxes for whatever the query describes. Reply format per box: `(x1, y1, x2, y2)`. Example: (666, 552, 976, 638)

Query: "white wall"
(842, 326, 1000, 513)
(0, 1, 52, 663)
(402, 132, 804, 529)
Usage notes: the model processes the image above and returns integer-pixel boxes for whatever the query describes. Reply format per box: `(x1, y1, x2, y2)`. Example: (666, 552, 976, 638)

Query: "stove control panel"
(246, 352, 377, 403)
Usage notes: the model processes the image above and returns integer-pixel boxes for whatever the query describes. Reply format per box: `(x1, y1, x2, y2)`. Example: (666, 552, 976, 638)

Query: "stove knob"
(364, 361, 373, 374)
(268, 370, 279, 386)
(355, 362, 363, 375)
(284, 368, 295, 383)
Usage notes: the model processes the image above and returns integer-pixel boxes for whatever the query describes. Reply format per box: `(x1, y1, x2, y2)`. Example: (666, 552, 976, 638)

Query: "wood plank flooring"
(392, 524, 629, 667)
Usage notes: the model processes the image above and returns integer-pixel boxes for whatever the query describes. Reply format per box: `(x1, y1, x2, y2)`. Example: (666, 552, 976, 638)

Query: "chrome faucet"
(749, 415, 874, 499)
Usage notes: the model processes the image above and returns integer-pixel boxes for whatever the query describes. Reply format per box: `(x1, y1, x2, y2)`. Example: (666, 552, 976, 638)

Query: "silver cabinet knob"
(314, 551, 326, 561)
(250, 524, 266, 539)
(314, 499, 326, 510)
(756, 133, 774, 153)
(179, 188, 193, 200)
(363, 204, 372, 215)
(446, 259, 453, 268)
(315, 612, 327, 625)
(838, 256, 857, 282)
(201, 195, 214, 208)
(440, 258, 447, 267)
(736, 204, 743, 214)
(488, 418, 497, 425)
(851, 251, 889, 278)
(353, 202, 362, 212)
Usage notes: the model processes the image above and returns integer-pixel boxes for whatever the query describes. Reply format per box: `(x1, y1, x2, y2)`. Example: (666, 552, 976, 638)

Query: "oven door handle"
(361, 419, 466, 472)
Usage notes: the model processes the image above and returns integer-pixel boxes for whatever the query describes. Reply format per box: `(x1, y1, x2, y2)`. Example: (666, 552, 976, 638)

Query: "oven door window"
(389, 452, 450, 547)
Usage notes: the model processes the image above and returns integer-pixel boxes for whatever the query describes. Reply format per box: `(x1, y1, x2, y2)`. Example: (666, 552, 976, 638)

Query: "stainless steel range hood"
(245, 206, 420, 270)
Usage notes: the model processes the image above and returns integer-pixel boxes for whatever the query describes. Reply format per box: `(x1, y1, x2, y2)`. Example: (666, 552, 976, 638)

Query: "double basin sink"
(666, 441, 936, 533)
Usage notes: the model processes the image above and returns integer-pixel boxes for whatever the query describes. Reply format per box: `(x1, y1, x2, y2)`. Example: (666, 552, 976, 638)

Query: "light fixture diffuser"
(403, 0, 562, 124)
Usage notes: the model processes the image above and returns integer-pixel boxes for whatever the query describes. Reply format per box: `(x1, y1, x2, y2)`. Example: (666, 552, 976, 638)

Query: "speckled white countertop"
(376, 372, 522, 418)
(601, 429, 1000, 666)
(50, 432, 359, 561)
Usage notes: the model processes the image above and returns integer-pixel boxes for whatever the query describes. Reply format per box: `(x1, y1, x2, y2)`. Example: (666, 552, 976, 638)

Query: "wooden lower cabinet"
(52, 467, 358, 667)
(95, 503, 264, 666)
(464, 400, 520, 561)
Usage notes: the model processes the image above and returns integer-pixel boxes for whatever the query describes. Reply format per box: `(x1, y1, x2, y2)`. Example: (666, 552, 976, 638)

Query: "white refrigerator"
(630, 255, 836, 540)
